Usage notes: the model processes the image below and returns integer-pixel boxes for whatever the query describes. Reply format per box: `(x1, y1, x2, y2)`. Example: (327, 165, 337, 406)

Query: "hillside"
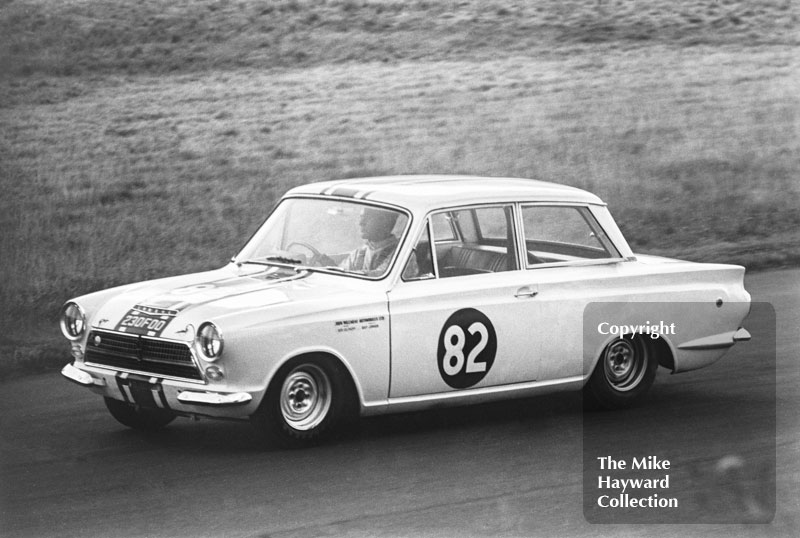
(2, 0, 797, 78)
(0, 0, 798, 373)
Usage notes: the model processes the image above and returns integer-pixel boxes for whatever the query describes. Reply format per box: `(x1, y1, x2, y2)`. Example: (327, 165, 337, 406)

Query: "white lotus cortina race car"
(60, 176, 752, 447)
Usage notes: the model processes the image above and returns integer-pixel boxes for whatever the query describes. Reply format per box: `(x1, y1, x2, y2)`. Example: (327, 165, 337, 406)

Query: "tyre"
(104, 397, 176, 430)
(252, 356, 355, 448)
(584, 335, 657, 410)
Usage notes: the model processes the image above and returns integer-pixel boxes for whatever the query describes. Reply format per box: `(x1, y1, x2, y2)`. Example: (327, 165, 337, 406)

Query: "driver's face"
(359, 209, 395, 242)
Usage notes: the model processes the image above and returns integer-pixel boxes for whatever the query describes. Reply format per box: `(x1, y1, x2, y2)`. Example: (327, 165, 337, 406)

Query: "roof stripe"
(354, 190, 375, 199)
(330, 186, 362, 198)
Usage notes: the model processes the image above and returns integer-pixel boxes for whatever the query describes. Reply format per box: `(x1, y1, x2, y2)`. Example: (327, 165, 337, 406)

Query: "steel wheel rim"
(280, 365, 332, 431)
(602, 338, 647, 392)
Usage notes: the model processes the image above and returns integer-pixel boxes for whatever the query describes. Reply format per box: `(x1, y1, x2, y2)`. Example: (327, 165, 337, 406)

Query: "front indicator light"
(197, 322, 224, 360)
(205, 365, 225, 381)
(70, 343, 84, 362)
(60, 302, 86, 340)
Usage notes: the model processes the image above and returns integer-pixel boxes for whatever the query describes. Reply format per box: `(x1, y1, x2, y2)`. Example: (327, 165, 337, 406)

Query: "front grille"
(85, 330, 203, 381)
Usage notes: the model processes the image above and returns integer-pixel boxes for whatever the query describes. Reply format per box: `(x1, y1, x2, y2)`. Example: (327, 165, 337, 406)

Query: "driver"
(340, 207, 400, 275)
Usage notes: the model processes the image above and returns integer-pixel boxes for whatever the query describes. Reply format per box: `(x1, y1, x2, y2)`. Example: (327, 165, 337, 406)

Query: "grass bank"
(2, 0, 796, 78)
(1, 0, 798, 375)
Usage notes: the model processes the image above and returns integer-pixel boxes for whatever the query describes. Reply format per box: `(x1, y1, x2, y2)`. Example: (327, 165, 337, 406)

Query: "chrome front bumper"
(62, 363, 253, 409)
(62, 363, 105, 386)
(176, 390, 252, 406)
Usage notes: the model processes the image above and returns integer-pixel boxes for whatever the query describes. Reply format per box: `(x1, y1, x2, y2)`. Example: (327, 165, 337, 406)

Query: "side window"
(402, 222, 435, 281)
(432, 205, 517, 278)
(521, 206, 619, 265)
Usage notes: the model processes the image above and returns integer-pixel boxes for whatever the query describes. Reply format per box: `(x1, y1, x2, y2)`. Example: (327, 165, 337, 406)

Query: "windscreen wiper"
(264, 255, 303, 265)
(297, 265, 365, 275)
(237, 256, 303, 267)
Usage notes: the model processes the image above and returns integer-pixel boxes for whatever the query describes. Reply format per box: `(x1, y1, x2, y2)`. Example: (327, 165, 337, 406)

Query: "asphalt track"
(1, 269, 798, 538)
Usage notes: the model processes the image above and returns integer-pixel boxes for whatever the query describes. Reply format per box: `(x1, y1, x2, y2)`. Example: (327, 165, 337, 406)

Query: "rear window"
(521, 205, 619, 265)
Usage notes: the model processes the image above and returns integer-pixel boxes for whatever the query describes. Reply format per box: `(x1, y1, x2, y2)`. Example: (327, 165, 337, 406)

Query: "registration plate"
(115, 305, 177, 337)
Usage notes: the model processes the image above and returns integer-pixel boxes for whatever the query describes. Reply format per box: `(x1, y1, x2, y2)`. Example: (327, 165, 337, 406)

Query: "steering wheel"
(286, 241, 334, 267)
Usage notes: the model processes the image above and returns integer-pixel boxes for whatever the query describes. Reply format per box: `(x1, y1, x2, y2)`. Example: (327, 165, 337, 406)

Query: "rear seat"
(438, 244, 510, 276)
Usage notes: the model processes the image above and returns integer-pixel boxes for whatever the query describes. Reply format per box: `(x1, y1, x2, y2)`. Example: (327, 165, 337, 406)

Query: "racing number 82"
(442, 322, 488, 376)
(437, 308, 497, 389)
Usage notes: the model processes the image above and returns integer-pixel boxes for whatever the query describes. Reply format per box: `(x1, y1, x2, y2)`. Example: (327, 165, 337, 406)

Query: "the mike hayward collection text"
(595, 455, 679, 509)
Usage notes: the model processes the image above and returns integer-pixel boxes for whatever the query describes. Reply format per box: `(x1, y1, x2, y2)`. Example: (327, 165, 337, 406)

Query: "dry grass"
(1, 0, 798, 373)
(1, 0, 797, 78)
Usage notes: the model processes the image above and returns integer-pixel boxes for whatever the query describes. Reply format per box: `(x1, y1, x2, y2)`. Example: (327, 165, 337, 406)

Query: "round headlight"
(60, 302, 86, 340)
(197, 322, 224, 360)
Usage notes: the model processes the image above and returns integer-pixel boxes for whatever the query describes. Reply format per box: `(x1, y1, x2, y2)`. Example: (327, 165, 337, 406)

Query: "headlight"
(197, 322, 224, 360)
(60, 302, 86, 340)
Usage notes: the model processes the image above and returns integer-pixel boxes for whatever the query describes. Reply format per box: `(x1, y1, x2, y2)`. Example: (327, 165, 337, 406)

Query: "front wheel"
(252, 357, 354, 448)
(584, 336, 657, 410)
(104, 397, 176, 430)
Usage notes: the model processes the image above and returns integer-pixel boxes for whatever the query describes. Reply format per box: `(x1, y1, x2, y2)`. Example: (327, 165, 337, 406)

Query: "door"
(517, 203, 626, 381)
(388, 205, 543, 398)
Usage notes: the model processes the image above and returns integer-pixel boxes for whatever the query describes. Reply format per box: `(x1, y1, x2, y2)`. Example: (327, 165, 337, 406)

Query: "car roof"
(286, 175, 605, 212)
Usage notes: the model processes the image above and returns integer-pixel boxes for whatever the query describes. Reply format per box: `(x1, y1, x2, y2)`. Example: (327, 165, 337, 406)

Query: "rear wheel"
(584, 336, 657, 410)
(104, 397, 176, 430)
(252, 356, 355, 448)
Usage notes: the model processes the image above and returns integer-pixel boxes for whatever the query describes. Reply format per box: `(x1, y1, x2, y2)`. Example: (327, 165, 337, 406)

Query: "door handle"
(514, 286, 538, 298)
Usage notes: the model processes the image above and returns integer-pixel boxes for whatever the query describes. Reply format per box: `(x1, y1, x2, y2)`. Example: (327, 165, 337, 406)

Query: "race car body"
(60, 176, 751, 446)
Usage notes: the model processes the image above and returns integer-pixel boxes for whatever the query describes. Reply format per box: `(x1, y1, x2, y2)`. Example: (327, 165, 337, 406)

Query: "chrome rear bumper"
(733, 327, 752, 342)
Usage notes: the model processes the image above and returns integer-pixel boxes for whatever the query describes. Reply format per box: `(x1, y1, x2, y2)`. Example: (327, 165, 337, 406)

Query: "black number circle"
(437, 308, 497, 389)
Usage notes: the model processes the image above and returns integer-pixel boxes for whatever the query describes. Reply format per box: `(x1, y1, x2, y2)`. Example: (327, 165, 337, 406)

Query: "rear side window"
(521, 205, 619, 265)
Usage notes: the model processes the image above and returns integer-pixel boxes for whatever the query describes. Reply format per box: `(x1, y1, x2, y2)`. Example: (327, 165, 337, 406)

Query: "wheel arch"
(650, 334, 675, 372)
(260, 348, 363, 417)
